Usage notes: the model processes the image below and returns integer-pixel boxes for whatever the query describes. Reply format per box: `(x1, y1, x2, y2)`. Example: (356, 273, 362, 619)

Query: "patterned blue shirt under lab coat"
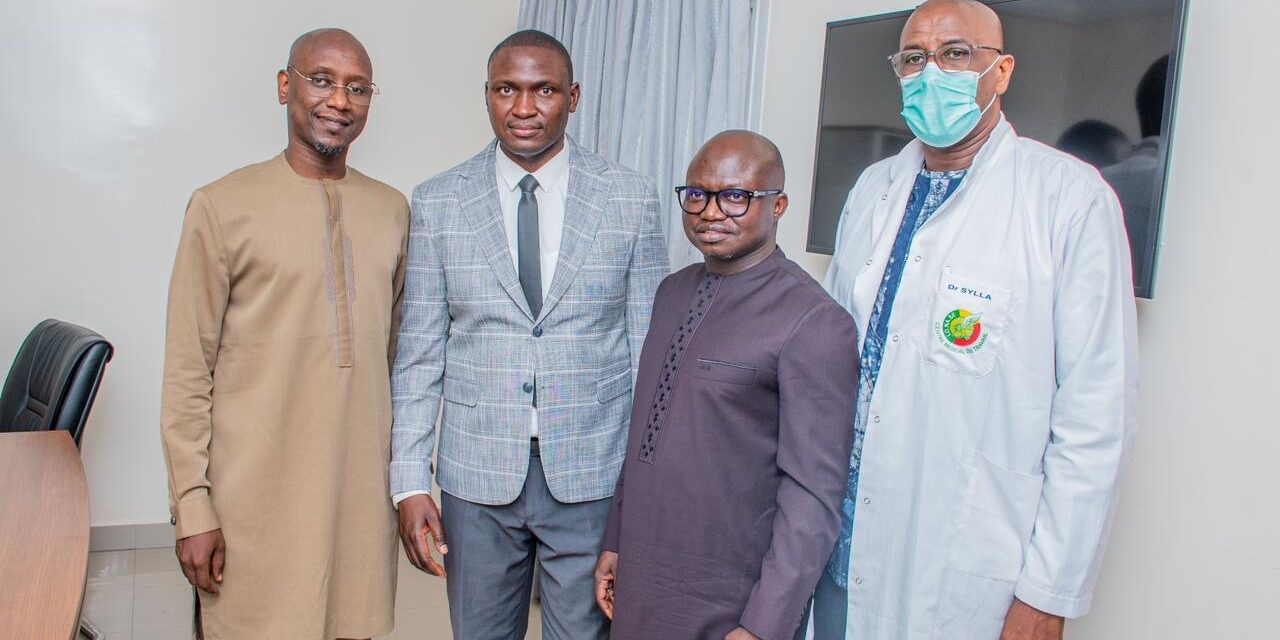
(826, 167, 967, 588)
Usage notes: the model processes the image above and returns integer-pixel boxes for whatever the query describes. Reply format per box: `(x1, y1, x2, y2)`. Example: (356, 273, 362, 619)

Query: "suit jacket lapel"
(458, 143, 534, 320)
(541, 141, 607, 322)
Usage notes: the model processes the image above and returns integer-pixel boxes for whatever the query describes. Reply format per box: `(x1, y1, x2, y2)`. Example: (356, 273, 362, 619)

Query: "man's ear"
(278, 69, 289, 105)
(995, 55, 1016, 96)
(772, 193, 789, 221)
(568, 82, 581, 113)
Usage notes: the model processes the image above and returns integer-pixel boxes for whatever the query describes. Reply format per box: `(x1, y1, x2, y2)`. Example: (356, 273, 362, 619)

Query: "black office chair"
(0, 319, 114, 639)
(0, 319, 114, 446)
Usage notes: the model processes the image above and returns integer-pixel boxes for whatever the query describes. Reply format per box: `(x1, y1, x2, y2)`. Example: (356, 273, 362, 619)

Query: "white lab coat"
(822, 116, 1139, 640)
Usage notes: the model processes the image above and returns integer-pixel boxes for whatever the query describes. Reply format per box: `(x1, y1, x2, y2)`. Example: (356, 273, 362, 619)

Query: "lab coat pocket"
(933, 452, 1044, 639)
(923, 274, 1011, 377)
(932, 566, 1016, 640)
(950, 451, 1044, 581)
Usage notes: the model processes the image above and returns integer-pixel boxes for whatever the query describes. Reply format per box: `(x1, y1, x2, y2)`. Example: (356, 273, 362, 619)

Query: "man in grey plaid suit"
(390, 30, 667, 639)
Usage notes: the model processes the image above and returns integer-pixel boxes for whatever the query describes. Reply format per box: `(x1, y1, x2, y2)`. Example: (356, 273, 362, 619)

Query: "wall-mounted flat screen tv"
(806, 0, 1187, 298)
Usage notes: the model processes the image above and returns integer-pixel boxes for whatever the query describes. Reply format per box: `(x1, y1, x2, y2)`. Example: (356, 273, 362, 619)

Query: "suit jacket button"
(532, 326, 543, 337)
(523, 382, 534, 393)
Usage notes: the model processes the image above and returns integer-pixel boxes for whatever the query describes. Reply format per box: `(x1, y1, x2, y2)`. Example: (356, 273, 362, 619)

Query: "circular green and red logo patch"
(936, 308, 988, 354)
(943, 309, 982, 346)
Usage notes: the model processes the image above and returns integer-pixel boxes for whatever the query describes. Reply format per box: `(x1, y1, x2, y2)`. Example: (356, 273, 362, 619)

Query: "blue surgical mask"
(899, 59, 1000, 148)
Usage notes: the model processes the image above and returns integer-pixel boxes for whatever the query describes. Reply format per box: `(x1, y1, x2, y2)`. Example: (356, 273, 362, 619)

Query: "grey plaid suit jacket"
(390, 140, 668, 505)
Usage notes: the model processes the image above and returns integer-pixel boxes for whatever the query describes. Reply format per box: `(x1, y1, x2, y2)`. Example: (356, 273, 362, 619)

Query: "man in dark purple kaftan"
(594, 131, 859, 640)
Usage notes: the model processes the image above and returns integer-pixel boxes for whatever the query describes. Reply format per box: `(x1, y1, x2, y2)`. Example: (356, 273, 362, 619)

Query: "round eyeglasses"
(675, 186, 784, 218)
(287, 66, 380, 105)
(887, 43, 1003, 78)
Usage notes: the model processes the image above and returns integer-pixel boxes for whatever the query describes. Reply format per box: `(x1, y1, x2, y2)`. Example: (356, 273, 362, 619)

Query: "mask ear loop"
(978, 90, 999, 115)
(976, 54, 1005, 116)
(976, 53, 1004, 78)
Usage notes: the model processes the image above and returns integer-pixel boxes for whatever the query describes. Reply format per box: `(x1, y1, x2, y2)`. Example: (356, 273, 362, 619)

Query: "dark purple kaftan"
(603, 250, 860, 640)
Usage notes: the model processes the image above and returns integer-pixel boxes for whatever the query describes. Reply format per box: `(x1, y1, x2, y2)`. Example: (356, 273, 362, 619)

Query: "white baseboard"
(89, 522, 174, 552)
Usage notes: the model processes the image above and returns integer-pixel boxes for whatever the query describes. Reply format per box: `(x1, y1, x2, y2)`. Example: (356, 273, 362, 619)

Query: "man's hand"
(725, 626, 761, 640)
(1000, 598, 1065, 640)
(398, 494, 448, 576)
(176, 528, 226, 595)
(593, 550, 619, 620)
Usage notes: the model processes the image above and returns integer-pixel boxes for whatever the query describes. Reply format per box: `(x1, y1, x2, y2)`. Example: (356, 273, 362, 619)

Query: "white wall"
(758, 0, 1280, 637)
(0, 0, 520, 527)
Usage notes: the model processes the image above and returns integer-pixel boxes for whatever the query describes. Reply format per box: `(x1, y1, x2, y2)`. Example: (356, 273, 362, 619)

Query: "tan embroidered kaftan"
(160, 153, 407, 639)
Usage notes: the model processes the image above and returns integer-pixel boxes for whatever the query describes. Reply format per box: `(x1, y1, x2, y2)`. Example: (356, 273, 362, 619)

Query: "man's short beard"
(314, 142, 345, 158)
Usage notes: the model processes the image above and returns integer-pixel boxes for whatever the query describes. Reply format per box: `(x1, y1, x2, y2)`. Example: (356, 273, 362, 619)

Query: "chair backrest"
(0, 319, 114, 446)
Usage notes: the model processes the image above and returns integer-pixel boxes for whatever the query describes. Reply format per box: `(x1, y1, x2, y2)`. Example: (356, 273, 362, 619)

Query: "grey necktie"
(517, 174, 542, 318)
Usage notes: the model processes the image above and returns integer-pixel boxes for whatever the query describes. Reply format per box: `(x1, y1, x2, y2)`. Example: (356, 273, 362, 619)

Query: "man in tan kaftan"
(160, 29, 407, 639)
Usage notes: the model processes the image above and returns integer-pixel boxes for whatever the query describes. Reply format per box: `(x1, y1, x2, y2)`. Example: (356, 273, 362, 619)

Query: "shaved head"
(683, 130, 788, 273)
(278, 28, 375, 176)
(903, 0, 1004, 51)
(898, 0, 1015, 162)
(690, 130, 785, 190)
(288, 28, 372, 73)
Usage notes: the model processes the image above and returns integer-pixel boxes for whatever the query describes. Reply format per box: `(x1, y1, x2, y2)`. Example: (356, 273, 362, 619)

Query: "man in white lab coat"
(811, 1, 1140, 639)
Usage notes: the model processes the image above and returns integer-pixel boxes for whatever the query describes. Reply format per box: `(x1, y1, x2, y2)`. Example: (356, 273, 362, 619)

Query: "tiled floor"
(83, 548, 542, 639)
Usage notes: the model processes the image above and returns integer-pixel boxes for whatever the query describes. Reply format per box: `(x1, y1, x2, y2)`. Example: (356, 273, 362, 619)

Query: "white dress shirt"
(393, 143, 570, 507)
(495, 143, 569, 439)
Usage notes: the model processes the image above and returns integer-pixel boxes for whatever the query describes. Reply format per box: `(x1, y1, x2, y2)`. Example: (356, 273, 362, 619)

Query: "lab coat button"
(873, 415, 881, 424)
(914, 255, 922, 263)
(891, 334, 900, 342)
(854, 576, 864, 585)
(863, 497, 871, 506)
(865, 259, 873, 266)
(880, 194, 888, 201)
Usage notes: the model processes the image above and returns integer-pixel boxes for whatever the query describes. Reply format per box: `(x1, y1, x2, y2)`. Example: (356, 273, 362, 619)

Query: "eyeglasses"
(675, 186, 783, 218)
(287, 66, 380, 105)
(887, 43, 1003, 78)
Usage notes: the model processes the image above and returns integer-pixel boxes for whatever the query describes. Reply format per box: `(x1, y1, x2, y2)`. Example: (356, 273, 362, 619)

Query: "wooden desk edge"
(0, 431, 91, 640)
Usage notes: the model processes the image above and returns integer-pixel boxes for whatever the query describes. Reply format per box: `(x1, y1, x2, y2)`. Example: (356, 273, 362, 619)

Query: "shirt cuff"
(172, 491, 220, 539)
(392, 490, 431, 509)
